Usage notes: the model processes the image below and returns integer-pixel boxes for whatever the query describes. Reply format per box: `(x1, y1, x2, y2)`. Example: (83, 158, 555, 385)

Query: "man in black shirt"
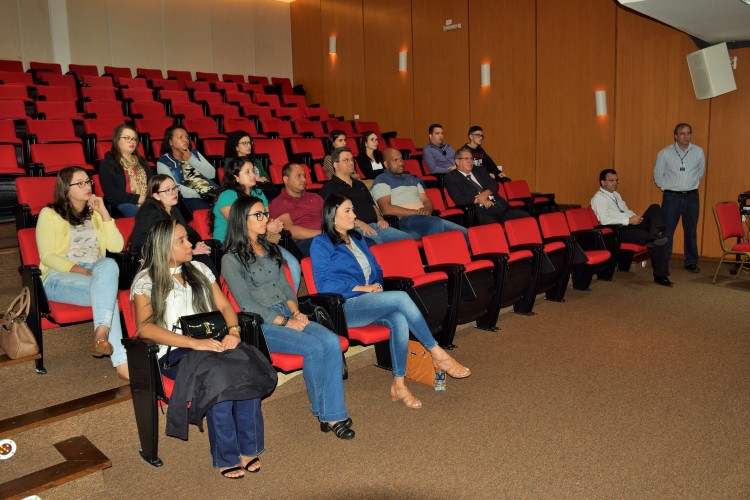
(318, 147, 413, 244)
(463, 125, 509, 181)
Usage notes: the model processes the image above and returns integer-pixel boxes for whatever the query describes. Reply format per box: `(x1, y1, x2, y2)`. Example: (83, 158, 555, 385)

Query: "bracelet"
(290, 310, 300, 316)
(228, 324, 241, 333)
(280, 316, 289, 326)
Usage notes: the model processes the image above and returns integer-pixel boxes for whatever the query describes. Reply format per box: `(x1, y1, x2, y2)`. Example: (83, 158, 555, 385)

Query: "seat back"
(81, 86, 118, 102)
(30, 62, 62, 74)
(0, 144, 22, 174)
(118, 77, 149, 89)
(193, 90, 223, 105)
(0, 85, 31, 101)
(222, 73, 246, 83)
(160, 91, 193, 105)
(135, 117, 175, 138)
(37, 73, 76, 87)
(130, 101, 168, 119)
(388, 137, 418, 155)
(565, 207, 596, 232)
(293, 120, 326, 138)
(290, 138, 325, 160)
(18, 228, 41, 266)
(115, 217, 136, 249)
(282, 95, 307, 107)
(0, 60, 24, 72)
(300, 257, 318, 294)
(254, 138, 288, 167)
(68, 64, 99, 77)
(0, 100, 29, 120)
(189, 208, 212, 239)
(223, 118, 258, 135)
(196, 72, 219, 82)
(85, 101, 125, 119)
(504, 217, 543, 246)
(30, 143, 88, 168)
(182, 117, 223, 137)
(16, 177, 57, 216)
(136, 68, 164, 80)
(370, 239, 425, 279)
(122, 88, 156, 102)
(403, 159, 426, 179)
(468, 223, 511, 255)
(538, 212, 570, 239)
(103, 66, 132, 79)
(503, 180, 533, 200)
(170, 102, 204, 118)
(83, 117, 127, 138)
(714, 202, 746, 242)
(422, 231, 471, 265)
(224, 91, 252, 106)
(35, 85, 78, 102)
(81, 74, 115, 88)
(27, 119, 78, 141)
(208, 102, 241, 120)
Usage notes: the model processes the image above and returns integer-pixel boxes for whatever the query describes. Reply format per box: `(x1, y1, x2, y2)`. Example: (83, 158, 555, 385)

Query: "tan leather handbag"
(1, 287, 39, 359)
(405, 340, 446, 391)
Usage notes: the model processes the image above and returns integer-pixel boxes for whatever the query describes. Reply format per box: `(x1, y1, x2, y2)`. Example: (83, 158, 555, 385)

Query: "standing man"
(422, 123, 456, 174)
(444, 147, 528, 224)
(318, 147, 412, 244)
(653, 123, 705, 273)
(462, 126, 506, 180)
(268, 162, 324, 257)
(592, 169, 672, 287)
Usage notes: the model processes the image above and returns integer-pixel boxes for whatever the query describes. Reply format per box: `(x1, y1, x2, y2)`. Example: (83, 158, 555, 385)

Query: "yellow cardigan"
(36, 207, 124, 282)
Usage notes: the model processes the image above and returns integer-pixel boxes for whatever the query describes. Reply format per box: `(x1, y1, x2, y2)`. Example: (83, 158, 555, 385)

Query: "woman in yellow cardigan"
(36, 166, 129, 380)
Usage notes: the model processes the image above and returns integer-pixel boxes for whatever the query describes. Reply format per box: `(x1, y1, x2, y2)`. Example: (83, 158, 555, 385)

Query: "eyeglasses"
(69, 179, 94, 189)
(238, 141, 253, 147)
(157, 185, 180, 195)
(604, 178, 620, 183)
(471, 133, 484, 138)
(119, 136, 138, 143)
(336, 158, 355, 163)
(248, 211, 270, 221)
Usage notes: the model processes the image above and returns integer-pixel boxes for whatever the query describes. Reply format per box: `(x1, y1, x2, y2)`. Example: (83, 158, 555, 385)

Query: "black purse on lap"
(178, 311, 228, 341)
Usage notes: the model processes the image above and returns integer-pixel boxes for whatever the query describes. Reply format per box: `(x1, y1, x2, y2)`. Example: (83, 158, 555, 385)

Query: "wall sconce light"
(481, 63, 491, 87)
(399, 51, 407, 72)
(329, 36, 337, 55)
(595, 90, 607, 116)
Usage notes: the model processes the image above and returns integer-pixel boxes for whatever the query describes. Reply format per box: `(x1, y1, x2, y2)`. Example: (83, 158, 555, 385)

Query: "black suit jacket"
(444, 167, 505, 207)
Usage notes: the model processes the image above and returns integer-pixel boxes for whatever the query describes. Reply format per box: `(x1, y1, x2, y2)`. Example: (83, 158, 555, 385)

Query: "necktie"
(465, 173, 483, 193)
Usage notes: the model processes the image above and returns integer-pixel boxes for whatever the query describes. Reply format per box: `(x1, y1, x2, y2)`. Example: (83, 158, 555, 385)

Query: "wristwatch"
(280, 316, 289, 326)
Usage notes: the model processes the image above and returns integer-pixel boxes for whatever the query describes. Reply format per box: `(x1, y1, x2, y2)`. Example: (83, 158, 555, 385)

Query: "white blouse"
(131, 261, 215, 358)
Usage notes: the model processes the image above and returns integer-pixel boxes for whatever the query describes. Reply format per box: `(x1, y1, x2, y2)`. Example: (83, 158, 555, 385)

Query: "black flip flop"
(243, 457, 261, 473)
(220, 466, 245, 479)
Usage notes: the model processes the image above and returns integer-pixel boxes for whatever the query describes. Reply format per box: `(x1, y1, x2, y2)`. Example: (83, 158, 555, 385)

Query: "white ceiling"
(618, 0, 750, 45)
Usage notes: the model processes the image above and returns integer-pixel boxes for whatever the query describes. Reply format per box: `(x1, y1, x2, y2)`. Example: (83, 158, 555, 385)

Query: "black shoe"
(654, 276, 674, 287)
(684, 264, 700, 273)
(320, 420, 355, 439)
(646, 232, 668, 247)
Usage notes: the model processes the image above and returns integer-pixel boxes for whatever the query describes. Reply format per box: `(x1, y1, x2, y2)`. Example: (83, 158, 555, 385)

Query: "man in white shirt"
(591, 169, 672, 287)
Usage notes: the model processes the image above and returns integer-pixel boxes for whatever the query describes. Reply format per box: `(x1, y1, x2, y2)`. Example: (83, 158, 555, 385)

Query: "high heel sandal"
(390, 383, 422, 409)
(433, 355, 471, 379)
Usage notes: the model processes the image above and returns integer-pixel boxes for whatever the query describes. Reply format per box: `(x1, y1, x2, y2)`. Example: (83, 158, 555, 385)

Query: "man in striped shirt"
(653, 123, 705, 273)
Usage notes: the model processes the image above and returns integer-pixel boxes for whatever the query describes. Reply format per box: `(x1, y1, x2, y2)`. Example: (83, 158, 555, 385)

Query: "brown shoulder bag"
(1, 287, 39, 359)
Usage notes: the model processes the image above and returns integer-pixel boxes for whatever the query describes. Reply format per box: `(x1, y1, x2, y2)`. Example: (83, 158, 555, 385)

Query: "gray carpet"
(1, 248, 749, 499)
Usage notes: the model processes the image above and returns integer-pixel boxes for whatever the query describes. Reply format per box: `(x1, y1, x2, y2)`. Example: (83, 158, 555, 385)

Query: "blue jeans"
(279, 246, 301, 292)
(183, 197, 211, 212)
(662, 190, 699, 266)
(355, 223, 413, 245)
(397, 215, 469, 245)
(343, 290, 436, 377)
(116, 203, 139, 218)
(42, 258, 126, 367)
(262, 303, 347, 422)
(159, 348, 264, 469)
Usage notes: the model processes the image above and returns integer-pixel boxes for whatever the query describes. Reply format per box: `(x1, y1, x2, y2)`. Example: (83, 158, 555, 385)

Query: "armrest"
(382, 276, 414, 291)
(237, 312, 270, 362)
(508, 242, 543, 253)
(472, 252, 509, 265)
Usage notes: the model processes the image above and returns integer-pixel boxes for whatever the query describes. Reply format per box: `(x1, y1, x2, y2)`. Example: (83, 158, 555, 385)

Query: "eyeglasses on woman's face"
(248, 211, 270, 221)
(69, 179, 94, 189)
(238, 140, 253, 147)
(119, 135, 138, 143)
(157, 185, 180, 195)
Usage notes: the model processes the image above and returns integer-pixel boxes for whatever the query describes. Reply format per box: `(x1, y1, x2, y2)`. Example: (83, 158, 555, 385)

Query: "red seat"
(293, 120, 327, 139)
(211, 81, 239, 93)
(222, 74, 246, 84)
(425, 187, 467, 226)
(35, 101, 84, 120)
(260, 118, 302, 139)
(0, 71, 34, 88)
(247, 75, 269, 85)
(67, 64, 99, 79)
(36, 73, 76, 88)
(587, 207, 646, 271)
(182, 117, 226, 143)
(25, 118, 83, 161)
(565, 208, 617, 279)
(166, 70, 193, 85)
(289, 138, 326, 163)
(0, 84, 32, 102)
(118, 77, 149, 89)
(150, 78, 181, 91)
(254, 139, 289, 184)
(122, 88, 156, 102)
(388, 137, 422, 160)
(195, 72, 219, 82)
(136, 68, 163, 80)
(403, 159, 437, 184)
(80, 86, 118, 102)
(85, 101, 127, 122)
(0, 119, 22, 146)
(35, 85, 77, 102)
(157, 90, 191, 115)
(223, 118, 258, 135)
(468, 223, 538, 316)
(170, 102, 205, 120)
(0, 60, 24, 72)
(303, 106, 330, 121)
(81, 74, 115, 88)
(15, 176, 56, 229)
(29, 143, 94, 176)
(30, 62, 62, 75)
(129, 101, 168, 120)
(539, 212, 611, 291)
(0, 100, 31, 120)
(282, 95, 308, 107)
(712, 202, 750, 284)
(324, 119, 360, 138)
(103, 66, 133, 82)
(370, 239, 456, 347)
(503, 180, 558, 215)
(224, 91, 253, 107)
(422, 231, 501, 333)
(271, 77, 294, 95)
(0, 144, 22, 175)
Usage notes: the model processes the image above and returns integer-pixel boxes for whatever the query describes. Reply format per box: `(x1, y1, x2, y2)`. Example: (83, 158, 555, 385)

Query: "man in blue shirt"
(653, 123, 705, 273)
(422, 123, 456, 174)
(371, 148, 468, 242)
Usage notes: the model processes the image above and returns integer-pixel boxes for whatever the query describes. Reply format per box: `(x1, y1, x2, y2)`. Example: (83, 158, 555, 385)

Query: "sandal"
(220, 466, 245, 479)
(390, 383, 422, 409)
(91, 338, 113, 358)
(433, 355, 471, 379)
(243, 457, 261, 473)
(320, 420, 355, 439)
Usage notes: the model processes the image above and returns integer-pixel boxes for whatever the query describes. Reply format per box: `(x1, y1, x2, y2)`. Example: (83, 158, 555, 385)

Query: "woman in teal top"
(211, 157, 301, 290)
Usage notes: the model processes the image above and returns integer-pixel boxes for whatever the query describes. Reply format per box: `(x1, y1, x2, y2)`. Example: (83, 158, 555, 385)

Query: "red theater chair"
(712, 201, 750, 284)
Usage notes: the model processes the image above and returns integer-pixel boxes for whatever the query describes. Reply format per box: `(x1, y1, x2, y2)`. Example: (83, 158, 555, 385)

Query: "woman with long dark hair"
(132, 220, 271, 478)
(322, 129, 348, 180)
(222, 196, 354, 439)
(99, 124, 154, 217)
(222, 130, 270, 183)
(156, 125, 217, 212)
(130, 174, 214, 272)
(210, 158, 301, 290)
(355, 130, 384, 179)
(310, 194, 471, 409)
(36, 166, 128, 379)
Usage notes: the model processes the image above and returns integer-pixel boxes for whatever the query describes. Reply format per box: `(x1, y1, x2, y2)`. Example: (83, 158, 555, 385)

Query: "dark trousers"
(620, 204, 669, 277)
(475, 203, 529, 225)
(662, 190, 700, 266)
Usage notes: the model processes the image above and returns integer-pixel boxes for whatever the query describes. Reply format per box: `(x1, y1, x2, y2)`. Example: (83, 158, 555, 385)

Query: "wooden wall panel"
(210, 0, 255, 77)
(291, 0, 325, 105)
(320, 0, 366, 120)
(468, 0, 536, 183)
(536, 0, 616, 204)
(252, 0, 294, 80)
(412, 0, 469, 150)
(362, 0, 414, 140)
(0, 0, 24, 62)
(701, 47, 750, 258)
(67, 0, 110, 68)
(614, 7, 710, 258)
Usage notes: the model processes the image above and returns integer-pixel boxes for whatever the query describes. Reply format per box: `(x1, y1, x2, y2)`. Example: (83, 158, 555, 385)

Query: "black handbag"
(178, 311, 228, 341)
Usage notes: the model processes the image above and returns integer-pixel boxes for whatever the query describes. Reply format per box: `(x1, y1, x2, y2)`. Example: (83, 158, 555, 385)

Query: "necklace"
(674, 144, 689, 169)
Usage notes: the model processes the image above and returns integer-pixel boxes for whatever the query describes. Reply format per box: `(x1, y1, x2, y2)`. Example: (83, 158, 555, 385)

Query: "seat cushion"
(620, 242, 648, 253)
(465, 259, 493, 273)
(412, 272, 448, 287)
(508, 249, 534, 263)
(348, 324, 390, 344)
(271, 352, 304, 372)
(730, 242, 750, 252)
(46, 302, 94, 326)
(544, 241, 566, 253)
(583, 249, 610, 266)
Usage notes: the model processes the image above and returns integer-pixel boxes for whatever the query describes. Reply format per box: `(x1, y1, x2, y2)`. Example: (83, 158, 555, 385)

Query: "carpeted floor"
(1, 246, 748, 499)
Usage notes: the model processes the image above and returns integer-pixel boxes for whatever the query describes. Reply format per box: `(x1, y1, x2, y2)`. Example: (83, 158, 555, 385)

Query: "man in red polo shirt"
(269, 162, 324, 256)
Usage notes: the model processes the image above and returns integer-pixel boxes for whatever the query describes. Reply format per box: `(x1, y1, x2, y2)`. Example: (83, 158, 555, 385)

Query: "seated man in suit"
(371, 148, 469, 242)
(444, 147, 529, 225)
(590, 168, 672, 287)
(268, 162, 324, 257)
